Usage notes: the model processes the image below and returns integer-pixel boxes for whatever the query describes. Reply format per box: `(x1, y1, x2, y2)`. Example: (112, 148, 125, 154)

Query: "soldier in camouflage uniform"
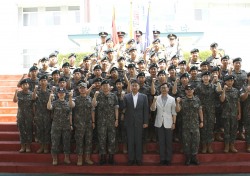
(92, 80, 119, 165)
(13, 78, 34, 153)
(47, 88, 74, 165)
(220, 75, 241, 153)
(231, 57, 248, 140)
(73, 82, 95, 165)
(240, 73, 250, 152)
(32, 75, 51, 154)
(48, 70, 60, 90)
(176, 84, 204, 166)
(189, 66, 201, 89)
(195, 71, 222, 154)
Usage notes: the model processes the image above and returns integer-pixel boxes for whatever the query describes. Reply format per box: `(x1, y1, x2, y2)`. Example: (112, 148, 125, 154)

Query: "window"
(68, 6, 80, 24)
(23, 8, 38, 26)
(194, 9, 202, 21)
(45, 7, 61, 26)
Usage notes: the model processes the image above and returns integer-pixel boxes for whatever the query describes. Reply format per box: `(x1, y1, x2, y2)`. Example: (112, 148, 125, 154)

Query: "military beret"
(78, 82, 87, 88)
(29, 66, 38, 72)
(168, 65, 176, 71)
(189, 66, 198, 72)
(57, 87, 66, 93)
(180, 73, 189, 79)
(167, 33, 177, 39)
(247, 72, 250, 77)
(201, 71, 211, 77)
(99, 32, 108, 37)
(68, 53, 76, 59)
(73, 68, 82, 74)
(62, 62, 70, 68)
(101, 56, 108, 61)
(117, 31, 126, 36)
(171, 55, 179, 60)
(20, 78, 30, 85)
(210, 42, 218, 48)
(101, 79, 110, 85)
(40, 57, 49, 62)
(153, 30, 160, 35)
(39, 74, 48, 81)
(59, 77, 67, 82)
(233, 57, 242, 63)
(110, 67, 118, 73)
(117, 56, 126, 62)
(158, 59, 166, 64)
(106, 38, 112, 43)
(212, 66, 220, 72)
(190, 48, 199, 53)
(115, 78, 123, 84)
(105, 48, 114, 54)
(221, 55, 229, 61)
(83, 55, 90, 61)
(137, 72, 145, 78)
(93, 77, 103, 83)
(93, 65, 102, 70)
(200, 61, 209, 67)
(157, 70, 167, 76)
(127, 39, 135, 44)
(127, 63, 136, 69)
(152, 38, 160, 44)
(137, 60, 145, 64)
(224, 75, 235, 82)
(49, 53, 57, 58)
(185, 84, 194, 90)
(89, 53, 96, 58)
(150, 51, 156, 58)
(52, 70, 60, 75)
(135, 30, 142, 36)
(178, 60, 186, 65)
(149, 63, 158, 70)
(128, 47, 137, 52)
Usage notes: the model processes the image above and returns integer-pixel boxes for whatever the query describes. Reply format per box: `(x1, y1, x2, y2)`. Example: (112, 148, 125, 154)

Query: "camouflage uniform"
(16, 90, 34, 144)
(27, 78, 39, 91)
(242, 85, 250, 144)
(96, 92, 119, 154)
(221, 87, 240, 143)
(181, 96, 201, 155)
(189, 77, 201, 89)
(195, 83, 218, 144)
(74, 95, 93, 154)
(34, 88, 51, 144)
(50, 100, 71, 154)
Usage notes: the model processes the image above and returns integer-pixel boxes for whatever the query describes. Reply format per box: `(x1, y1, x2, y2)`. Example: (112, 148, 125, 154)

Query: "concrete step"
(0, 86, 17, 93)
(0, 122, 17, 131)
(0, 93, 15, 99)
(0, 80, 18, 86)
(0, 99, 17, 107)
(0, 75, 22, 80)
(0, 107, 17, 114)
(0, 132, 19, 141)
(0, 114, 16, 122)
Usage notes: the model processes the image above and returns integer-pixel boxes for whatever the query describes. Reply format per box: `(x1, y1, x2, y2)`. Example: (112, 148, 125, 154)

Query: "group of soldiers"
(13, 30, 250, 166)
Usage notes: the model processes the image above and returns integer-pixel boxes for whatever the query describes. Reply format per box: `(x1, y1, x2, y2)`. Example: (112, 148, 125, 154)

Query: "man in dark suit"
(123, 79, 149, 166)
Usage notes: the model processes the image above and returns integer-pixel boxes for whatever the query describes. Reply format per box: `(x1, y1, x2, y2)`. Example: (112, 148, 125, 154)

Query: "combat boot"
(43, 144, 49, 154)
(247, 144, 250, 153)
(93, 145, 99, 154)
(64, 154, 71, 164)
(185, 155, 191, 166)
(25, 143, 31, 153)
(191, 155, 200, 165)
(123, 143, 128, 154)
(77, 154, 83, 166)
(143, 143, 147, 153)
(108, 154, 114, 165)
(85, 154, 94, 165)
(19, 144, 25, 153)
(99, 154, 106, 165)
(36, 144, 44, 154)
(207, 143, 213, 154)
(230, 143, 238, 153)
(215, 133, 223, 142)
(52, 154, 58, 165)
(201, 143, 207, 154)
(238, 132, 245, 140)
(224, 143, 229, 153)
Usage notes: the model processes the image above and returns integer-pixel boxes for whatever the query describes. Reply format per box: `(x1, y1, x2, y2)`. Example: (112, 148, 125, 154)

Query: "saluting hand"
(94, 91, 100, 97)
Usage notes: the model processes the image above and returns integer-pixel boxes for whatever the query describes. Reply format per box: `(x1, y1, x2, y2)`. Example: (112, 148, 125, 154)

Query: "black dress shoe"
(108, 154, 114, 165)
(128, 160, 134, 166)
(165, 160, 171, 166)
(191, 155, 200, 165)
(185, 158, 191, 166)
(160, 160, 166, 165)
(99, 154, 106, 165)
(136, 160, 142, 166)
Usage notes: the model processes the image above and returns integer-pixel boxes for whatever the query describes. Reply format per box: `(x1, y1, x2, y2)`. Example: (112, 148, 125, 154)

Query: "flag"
(112, 6, 119, 46)
(144, 3, 151, 50)
(129, 1, 134, 39)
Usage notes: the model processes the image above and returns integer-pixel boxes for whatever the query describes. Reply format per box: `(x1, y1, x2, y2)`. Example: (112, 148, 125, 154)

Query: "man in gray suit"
(123, 79, 149, 166)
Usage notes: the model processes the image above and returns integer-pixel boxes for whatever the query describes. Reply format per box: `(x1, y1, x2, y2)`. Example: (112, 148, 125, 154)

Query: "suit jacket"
(152, 94, 176, 128)
(123, 92, 149, 128)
